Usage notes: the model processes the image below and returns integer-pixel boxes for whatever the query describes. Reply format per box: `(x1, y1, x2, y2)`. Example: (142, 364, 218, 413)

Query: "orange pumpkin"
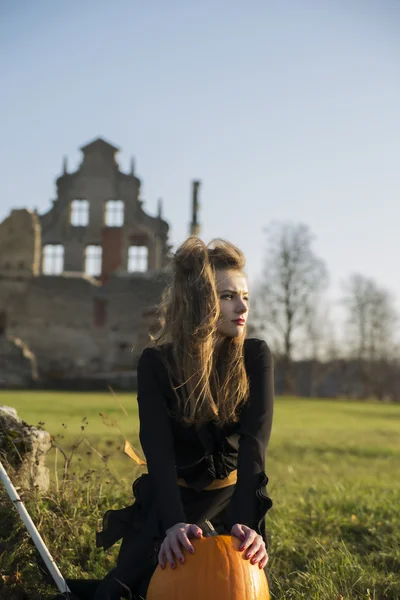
(147, 534, 270, 600)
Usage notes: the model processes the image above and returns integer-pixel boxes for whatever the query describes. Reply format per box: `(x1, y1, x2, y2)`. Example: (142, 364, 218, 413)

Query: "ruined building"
(0, 138, 201, 386)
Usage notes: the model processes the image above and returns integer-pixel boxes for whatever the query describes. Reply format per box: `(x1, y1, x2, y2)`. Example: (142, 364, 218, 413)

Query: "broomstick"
(0, 460, 79, 599)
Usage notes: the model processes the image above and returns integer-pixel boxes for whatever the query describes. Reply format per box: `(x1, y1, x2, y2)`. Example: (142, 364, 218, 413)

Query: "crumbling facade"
(39, 138, 169, 277)
(0, 138, 188, 383)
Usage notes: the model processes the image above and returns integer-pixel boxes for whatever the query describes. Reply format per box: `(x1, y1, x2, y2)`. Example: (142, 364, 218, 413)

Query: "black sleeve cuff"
(223, 471, 273, 533)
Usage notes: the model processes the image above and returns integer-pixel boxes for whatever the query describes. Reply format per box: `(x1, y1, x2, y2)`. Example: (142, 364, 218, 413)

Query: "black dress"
(94, 338, 274, 599)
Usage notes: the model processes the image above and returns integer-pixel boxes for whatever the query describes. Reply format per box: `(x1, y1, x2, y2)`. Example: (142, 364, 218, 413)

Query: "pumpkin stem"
(204, 519, 218, 537)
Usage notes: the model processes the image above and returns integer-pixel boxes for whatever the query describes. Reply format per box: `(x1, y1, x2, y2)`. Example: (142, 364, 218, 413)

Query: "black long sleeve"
(223, 339, 274, 529)
(136, 339, 274, 536)
(137, 348, 186, 533)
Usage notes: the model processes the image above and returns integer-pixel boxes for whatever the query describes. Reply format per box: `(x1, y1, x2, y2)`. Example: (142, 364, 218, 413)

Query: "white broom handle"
(0, 460, 71, 595)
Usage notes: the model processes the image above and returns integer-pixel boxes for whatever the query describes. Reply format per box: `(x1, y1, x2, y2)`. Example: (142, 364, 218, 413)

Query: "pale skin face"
(215, 269, 249, 339)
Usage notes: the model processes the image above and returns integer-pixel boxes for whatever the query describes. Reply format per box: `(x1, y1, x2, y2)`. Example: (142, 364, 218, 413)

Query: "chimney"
(190, 180, 201, 236)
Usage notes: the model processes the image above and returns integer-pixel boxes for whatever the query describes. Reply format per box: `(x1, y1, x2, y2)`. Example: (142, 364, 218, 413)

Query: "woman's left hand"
(230, 524, 268, 570)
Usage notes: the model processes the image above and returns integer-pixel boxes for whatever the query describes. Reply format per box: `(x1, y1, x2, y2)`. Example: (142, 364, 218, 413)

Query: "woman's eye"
(221, 294, 233, 300)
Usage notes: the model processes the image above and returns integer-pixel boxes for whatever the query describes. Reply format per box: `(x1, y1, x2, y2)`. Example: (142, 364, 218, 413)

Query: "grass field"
(1, 390, 400, 599)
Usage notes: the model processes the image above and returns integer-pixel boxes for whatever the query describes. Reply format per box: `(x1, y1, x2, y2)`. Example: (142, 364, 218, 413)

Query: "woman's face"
(215, 269, 249, 338)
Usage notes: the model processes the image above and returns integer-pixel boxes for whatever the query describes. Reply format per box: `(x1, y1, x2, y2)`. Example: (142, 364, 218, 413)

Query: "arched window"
(42, 245, 64, 275)
(128, 246, 148, 273)
(85, 245, 102, 277)
(105, 200, 124, 227)
(70, 199, 89, 226)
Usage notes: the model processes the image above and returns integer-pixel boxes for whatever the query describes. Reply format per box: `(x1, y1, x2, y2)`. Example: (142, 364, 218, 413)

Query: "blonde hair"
(152, 237, 249, 425)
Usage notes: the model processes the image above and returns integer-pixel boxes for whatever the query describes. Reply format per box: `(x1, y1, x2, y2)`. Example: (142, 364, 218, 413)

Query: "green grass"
(1, 391, 400, 599)
(1, 390, 144, 485)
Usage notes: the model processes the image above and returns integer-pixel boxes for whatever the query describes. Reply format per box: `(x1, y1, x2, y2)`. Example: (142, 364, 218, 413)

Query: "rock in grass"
(0, 406, 51, 492)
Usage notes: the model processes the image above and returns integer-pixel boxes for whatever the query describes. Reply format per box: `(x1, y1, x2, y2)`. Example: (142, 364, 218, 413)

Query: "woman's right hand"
(158, 522, 203, 569)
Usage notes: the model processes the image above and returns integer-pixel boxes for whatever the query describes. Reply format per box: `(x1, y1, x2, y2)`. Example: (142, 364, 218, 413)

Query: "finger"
(245, 538, 264, 560)
(246, 540, 263, 559)
(188, 524, 203, 539)
(250, 545, 266, 565)
(170, 536, 185, 564)
(231, 523, 247, 542)
(178, 531, 194, 554)
(158, 544, 166, 568)
(259, 553, 269, 569)
(165, 544, 176, 569)
(240, 529, 257, 552)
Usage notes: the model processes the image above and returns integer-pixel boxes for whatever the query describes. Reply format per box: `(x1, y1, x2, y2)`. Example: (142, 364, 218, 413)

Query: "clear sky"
(1, 1, 399, 318)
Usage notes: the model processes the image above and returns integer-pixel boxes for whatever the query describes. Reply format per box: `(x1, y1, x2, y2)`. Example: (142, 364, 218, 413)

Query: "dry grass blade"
(98, 411, 146, 466)
(108, 385, 131, 420)
(123, 440, 146, 466)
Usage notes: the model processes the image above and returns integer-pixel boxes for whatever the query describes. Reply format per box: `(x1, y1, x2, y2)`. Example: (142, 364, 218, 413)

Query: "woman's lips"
(232, 319, 246, 325)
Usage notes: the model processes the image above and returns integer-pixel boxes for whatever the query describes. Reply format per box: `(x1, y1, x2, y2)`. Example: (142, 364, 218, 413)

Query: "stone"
(0, 208, 41, 278)
(0, 335, 38, 388)
(0, 406, 51, 492)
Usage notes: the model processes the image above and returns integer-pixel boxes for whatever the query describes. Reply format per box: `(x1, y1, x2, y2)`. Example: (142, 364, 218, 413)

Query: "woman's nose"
(236, 299, 248, 313)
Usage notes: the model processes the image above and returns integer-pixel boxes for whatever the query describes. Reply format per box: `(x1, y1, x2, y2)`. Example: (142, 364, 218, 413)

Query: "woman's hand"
(159, 522, 203, 569)
(231, 524, 268, 570)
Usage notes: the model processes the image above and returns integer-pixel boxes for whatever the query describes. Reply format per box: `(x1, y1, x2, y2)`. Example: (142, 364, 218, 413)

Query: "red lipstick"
(232, 318, 246, 326)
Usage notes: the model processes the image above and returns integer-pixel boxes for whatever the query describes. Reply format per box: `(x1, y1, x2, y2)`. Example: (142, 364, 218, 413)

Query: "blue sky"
(1, 0, 400, 320)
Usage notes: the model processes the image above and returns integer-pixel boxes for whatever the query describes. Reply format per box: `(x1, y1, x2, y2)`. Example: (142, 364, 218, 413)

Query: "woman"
(95, 237, 274, 600)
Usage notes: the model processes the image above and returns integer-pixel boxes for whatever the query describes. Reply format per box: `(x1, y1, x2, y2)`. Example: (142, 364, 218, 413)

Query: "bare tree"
(304, 303, 333, 362)
(342, 274, 399, 399)
(302, 303, 340, 396)
(253, 222, 328, 394)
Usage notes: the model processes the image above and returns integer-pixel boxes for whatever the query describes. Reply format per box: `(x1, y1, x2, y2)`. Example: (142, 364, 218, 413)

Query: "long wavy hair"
(151, 237, 250, 426)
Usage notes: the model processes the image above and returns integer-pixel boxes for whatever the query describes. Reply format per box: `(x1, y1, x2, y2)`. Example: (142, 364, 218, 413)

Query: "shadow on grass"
(278, 442, 400, 460)
(343, 408, 400, 421)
